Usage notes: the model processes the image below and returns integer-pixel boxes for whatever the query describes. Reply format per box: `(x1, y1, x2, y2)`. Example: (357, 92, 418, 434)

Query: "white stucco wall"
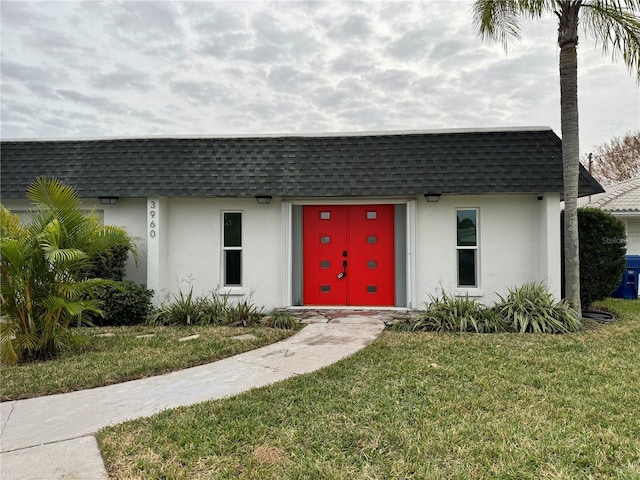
(414, 194, 560, 306)
(100, 198, 147, 284)
(157, 198, 283, 310)
(2, 193, 562, 310)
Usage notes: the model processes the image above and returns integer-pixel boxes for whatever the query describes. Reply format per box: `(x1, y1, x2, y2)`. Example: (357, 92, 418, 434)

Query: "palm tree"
(473, 0, 640, 316)
(0, 177, 137, 364)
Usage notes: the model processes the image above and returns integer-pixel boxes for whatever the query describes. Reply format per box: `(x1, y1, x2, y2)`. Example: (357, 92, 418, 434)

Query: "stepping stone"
(178, 334, 200, 342)
(95, 333, 115, 337)
(299, 315, 328, 324)
(329, 316, 385, 325)
(231, 333, 258, 341)
(135, 334, 155, 339)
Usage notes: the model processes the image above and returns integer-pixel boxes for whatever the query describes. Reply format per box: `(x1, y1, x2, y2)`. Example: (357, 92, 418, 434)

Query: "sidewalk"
(0, 316, 386, 479)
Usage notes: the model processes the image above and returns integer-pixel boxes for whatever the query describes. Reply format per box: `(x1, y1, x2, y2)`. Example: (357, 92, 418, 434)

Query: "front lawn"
(99, 299, 640, 479)
(0, 325, 295, 401)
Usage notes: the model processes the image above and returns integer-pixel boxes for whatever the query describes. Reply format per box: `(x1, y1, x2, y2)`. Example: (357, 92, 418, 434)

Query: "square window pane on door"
(458, 250, 476, 287)
(320, 260, 331, 269)
(367, 261, 377, 269)
(367, 236, 377, 244)
(320, 236, 331, 244)
(320, 285, 331, 293)
(320, 212, 331, 220)
(225, 250, 241, 285)
(366, 211, 377, 219)
(367, 285, 378, 293)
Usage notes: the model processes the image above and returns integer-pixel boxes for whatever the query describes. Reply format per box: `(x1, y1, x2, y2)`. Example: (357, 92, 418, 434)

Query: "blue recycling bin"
(612, 255, 640, 299)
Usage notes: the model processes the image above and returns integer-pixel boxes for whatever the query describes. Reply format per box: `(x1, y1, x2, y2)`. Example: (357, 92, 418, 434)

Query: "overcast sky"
(1, 0, 638, 155)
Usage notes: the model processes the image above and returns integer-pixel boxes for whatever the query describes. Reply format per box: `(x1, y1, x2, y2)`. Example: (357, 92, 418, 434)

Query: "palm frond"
(582, 1, 640, 79)
(473, 0, 553, 49)
(0, 205, 28, 239)
(0, 238, 30, 270)
(42, 246, 88, 265)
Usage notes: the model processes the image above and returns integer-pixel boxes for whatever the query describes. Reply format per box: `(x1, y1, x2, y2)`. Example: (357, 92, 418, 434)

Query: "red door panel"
(303, 206, 348, 305)
(303, 205, 395, 306)
(348, 205, 395, 306)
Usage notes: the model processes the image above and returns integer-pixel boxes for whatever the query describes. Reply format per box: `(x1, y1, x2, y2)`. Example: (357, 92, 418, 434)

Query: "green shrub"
(91, 281, 153, 326)
(198, 292, 231, 325)
(391, 293, 507, 333)
(86, 244, 130, 281)
(495, 283, 581, 333)
(577, 208, 627, 307)
(223, 299, 263, 327)
(262, 310, 303, 330)
(148, 287, 205, 326)
(147, 289, 263, 327)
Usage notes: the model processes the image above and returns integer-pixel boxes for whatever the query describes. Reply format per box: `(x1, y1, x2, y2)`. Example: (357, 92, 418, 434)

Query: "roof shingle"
(578, 176, 640, 212)
(0, 128, 603, 199)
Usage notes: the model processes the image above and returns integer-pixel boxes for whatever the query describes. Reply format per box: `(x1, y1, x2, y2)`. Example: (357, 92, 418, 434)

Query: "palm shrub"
(495, 283, 581, 334)
(391, 293, 507, 333)
(148, 287, 206, 326)
(0, 177, 137, 364)
(148, 289, 263, 327)
(198, 291, 231, 325)
(223, 298, 263, 327)
(262, 310, 303, 330)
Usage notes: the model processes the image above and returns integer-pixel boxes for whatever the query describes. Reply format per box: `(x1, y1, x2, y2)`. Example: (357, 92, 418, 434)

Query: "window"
(456, 209, 478, 288)
(223, 212, 242, 286)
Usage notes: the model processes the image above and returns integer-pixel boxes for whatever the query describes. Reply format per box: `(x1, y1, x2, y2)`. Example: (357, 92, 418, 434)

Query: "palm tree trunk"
(559, 1, 582, 317)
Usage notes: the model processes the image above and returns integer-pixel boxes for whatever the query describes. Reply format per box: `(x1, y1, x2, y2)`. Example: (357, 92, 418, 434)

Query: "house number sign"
(149, 200, 157, 238)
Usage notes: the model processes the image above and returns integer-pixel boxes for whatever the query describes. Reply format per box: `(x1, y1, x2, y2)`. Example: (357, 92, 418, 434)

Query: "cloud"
(188, 6, 245, 33)
(105, 1, 184, 47)
(331, 51, 376, 74)
(1, 60, 66, 97)
(169, 80, 239, 105)
(368, 69, 417, 92)
(0, 0, 636, 153)
(331, 14, 372, 39)
(249, 11, 319, 58)
(266, 65, 319, 93)
(386, 29, 434, 61)
(54, 89, 131, 115)
(91, 64, 152, 91)
(0, 1, 47, 28)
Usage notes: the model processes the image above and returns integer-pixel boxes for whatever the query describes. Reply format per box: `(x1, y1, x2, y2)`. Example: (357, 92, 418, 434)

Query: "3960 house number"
(149, 200, 157, 238)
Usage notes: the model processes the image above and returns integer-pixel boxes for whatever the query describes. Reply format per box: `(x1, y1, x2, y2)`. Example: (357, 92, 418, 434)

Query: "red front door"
(303, 205, 395, 306)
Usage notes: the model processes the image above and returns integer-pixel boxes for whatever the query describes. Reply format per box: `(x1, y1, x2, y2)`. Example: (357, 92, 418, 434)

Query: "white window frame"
(221, 211, 243, 292)
(455, 207, 482, 296)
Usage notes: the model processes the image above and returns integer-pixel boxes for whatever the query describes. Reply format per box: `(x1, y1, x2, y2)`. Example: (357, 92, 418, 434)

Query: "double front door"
(303, 205, 395, 306)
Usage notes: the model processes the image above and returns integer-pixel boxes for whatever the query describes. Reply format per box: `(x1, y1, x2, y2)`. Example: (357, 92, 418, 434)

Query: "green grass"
(98, 299, 640, 479)
(0, 325, 294, 401)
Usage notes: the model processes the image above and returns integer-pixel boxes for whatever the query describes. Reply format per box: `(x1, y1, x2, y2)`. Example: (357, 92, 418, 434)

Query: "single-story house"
(0, 127, 603, 310)
(578, 176, 640, 255)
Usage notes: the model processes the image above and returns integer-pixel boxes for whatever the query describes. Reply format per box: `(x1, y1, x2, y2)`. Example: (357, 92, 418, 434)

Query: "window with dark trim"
(223, 212, 242, 286)
(456, 208, 478, 288)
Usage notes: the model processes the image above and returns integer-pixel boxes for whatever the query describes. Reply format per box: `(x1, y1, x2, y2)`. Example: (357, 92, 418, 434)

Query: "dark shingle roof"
(0, 128, 603, 199)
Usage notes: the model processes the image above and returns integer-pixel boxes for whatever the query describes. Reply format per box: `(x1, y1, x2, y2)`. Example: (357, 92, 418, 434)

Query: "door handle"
(337, 260, 347, 279)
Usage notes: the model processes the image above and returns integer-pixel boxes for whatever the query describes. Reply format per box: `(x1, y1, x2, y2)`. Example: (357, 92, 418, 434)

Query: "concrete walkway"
(0, 315, 387, 479)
